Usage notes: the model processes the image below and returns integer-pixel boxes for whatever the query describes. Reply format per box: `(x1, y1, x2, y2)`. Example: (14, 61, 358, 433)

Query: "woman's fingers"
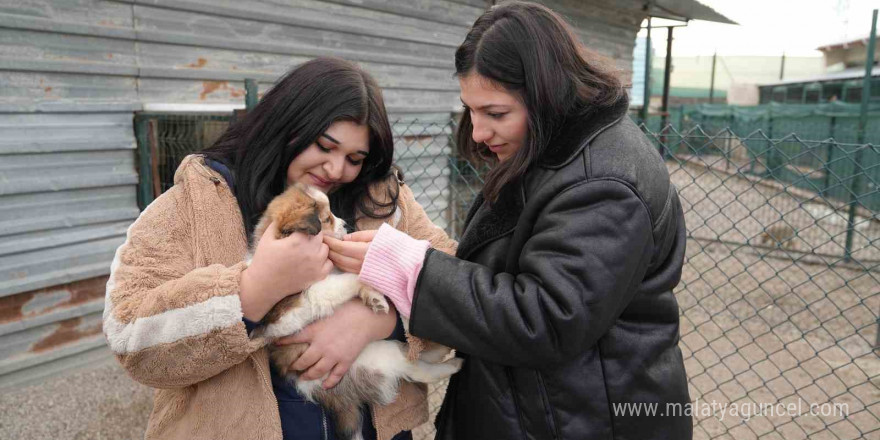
(291, 344, 321, 372)
(276, 327, 312, 345)
(299, 357, 336, 381)
(323, 362, 351, 389)
(324, 236, 370, 273)
(325, 238, 369, 259)
(343, 230, 379, 242)
(328, 249, 361, 273)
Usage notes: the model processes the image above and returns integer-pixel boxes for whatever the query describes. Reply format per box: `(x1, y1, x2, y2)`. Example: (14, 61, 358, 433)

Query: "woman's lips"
(488, 143, 506, 152)
(309, 174, 332, 187)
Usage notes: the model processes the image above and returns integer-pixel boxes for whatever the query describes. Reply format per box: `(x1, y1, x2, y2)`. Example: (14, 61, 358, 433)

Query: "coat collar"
(455, 178, 524, 260)
(538, 94, 630, 169)
(455, 95, 630, 260)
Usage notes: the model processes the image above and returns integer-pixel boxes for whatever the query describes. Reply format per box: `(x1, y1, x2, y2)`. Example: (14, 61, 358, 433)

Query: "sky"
(639, 0, 880, 58)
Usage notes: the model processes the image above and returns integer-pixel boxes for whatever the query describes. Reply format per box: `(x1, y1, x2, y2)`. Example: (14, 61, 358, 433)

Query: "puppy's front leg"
(304, 272, 363, 318)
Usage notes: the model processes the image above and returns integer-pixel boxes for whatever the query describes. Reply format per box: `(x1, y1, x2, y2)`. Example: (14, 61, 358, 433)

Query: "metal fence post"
(135, 115, 154, 210)
(245, 78, 259, 111)
(765, 107, 775, 177)
(844, 8, 877, 261)
(824, 116, 836, 194)
(640, 15, 652, 126)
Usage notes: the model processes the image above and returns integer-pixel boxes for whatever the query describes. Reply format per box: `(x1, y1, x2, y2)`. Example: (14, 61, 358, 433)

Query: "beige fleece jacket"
(103, 155, 457, 440)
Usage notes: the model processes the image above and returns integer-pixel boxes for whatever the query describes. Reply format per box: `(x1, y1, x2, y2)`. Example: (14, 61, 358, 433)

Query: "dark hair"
(454, 1, 624, 202)
(201, 57, 397, 240)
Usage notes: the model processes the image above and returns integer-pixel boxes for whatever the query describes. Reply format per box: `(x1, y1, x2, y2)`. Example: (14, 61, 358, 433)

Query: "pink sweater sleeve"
(358, 223, 431, 318)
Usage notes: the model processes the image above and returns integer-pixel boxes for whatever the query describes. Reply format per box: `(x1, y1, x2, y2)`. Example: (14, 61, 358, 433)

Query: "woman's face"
(286, 120, 370, 193)
(459, 73, 528, 162)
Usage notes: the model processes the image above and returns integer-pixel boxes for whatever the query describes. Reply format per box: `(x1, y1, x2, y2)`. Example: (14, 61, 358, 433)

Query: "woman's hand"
(275, 299, 397, 389)
(324, 230, 378, 274)
(240, 222, 334, 321)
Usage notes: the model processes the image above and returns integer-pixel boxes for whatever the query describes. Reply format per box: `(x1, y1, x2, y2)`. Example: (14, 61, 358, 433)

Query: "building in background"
(756, 33, 880, 105)
(632, 53, 826, 106)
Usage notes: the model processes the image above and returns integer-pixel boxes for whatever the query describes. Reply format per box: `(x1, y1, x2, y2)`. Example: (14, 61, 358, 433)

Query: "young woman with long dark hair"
(327, 3, 693, 439)
(103, 57, 455, 440)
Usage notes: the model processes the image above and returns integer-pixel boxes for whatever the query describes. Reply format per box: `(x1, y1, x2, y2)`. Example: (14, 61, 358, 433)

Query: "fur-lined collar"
(538, 94, 630, 169)
(455, 95, 630, 260)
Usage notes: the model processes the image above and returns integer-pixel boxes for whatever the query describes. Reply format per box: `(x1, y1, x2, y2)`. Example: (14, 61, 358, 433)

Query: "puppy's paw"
(359, 286, 389, 314)
(419, 343, 453, 363)
(446, 357, 464, 372)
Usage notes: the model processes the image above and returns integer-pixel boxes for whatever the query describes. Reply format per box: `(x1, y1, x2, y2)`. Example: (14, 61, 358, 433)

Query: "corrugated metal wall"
(0, 0, 644, 388)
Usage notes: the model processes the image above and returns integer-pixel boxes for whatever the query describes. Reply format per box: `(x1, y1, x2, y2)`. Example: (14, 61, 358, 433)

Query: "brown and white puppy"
(251, 183, 462, 440)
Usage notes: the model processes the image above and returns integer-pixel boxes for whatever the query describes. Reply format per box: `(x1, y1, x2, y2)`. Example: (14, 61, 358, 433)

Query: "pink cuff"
(358, 223, 430, 318)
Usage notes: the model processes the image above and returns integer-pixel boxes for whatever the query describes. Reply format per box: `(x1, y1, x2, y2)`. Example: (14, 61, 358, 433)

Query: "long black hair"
(454, 1, 625, 202)
(201, 57, 398, 240)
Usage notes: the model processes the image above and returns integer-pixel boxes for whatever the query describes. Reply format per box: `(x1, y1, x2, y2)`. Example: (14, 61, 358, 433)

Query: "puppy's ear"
(304, 212, 321, 236)
(279, 212, 321, 237)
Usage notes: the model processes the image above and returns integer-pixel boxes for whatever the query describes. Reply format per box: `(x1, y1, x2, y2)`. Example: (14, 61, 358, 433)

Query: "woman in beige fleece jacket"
(102, 58, 456, 440)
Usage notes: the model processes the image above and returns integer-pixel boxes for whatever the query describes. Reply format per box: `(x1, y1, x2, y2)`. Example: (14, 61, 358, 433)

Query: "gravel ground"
(0, 357, 152, 440)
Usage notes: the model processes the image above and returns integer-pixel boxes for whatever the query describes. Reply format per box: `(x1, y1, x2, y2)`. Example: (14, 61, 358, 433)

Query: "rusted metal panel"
(323, 0, 487, 26)
(0, 28, 137, 73)
(0, 187, 138, 237)
(128, 0, 468, 47)
(0, 236, 124, 297)
(131, 3, 455, 68)
(0, 111, 136, 299)
(0, 71, 139, 108)
(544, 0, 643, 82)
(0, 310, 103, 362)
(0, 276, 109, 387)
(0, 0, 134, 28)
(0, 278, 105, 326)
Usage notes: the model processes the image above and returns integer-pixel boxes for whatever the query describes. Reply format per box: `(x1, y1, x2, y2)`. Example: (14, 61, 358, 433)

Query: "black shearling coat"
(409, 96, 692, 440)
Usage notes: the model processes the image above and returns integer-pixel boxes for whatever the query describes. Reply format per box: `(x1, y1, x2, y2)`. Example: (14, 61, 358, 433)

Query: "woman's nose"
(471, 114, 492, 144)
(324, 155, 344, 180)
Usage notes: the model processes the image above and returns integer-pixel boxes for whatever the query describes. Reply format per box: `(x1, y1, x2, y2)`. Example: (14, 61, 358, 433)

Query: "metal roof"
(758, 66, 880, 87)
(648, 0, 738, 25)
(817, 34, 880, 51)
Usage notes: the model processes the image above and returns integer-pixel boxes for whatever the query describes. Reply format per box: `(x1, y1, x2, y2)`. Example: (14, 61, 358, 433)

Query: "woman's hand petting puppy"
(324, 229, 378, 273)
(275, 298, 397, 389)
(240, 221, 334, 321)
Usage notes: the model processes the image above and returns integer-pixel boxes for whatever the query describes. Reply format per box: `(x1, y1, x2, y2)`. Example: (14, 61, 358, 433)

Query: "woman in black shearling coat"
(325, 2, 693, 439)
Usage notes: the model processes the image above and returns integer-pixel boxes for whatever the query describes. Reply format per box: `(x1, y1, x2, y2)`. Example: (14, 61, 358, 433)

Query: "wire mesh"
(642, 123, 879, 440)
(136, 113, 879, 440)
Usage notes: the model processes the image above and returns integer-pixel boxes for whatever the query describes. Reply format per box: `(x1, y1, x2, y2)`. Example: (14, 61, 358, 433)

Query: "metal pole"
(844, 8, 877, 261)
(135, 116, 154, 210)
(779, 51, 786, 80)
(709, 50, 717, 104)
(640, 16, 653, 125)
(245, 78, 259, 111)
(661, 26, 673, 131)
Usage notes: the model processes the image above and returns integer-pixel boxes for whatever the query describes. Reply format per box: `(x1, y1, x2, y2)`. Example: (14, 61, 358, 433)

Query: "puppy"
(251, 183, 462, 440)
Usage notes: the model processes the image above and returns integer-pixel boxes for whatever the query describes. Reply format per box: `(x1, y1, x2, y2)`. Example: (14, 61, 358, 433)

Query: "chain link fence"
(642, 124, 878, 440)
(135, 112, 878, 439)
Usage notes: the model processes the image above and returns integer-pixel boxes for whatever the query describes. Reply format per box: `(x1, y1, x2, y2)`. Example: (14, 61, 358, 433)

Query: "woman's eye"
(316, 143, 331, 153)
(488, 112, 506, 119)
(347, 157, 364, 166)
